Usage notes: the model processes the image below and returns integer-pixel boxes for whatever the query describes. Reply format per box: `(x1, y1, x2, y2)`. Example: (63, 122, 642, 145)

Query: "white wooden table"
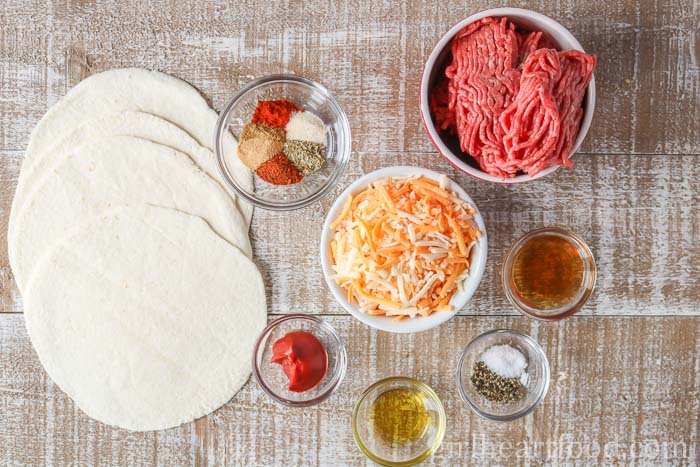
(0, 0, 698, 465)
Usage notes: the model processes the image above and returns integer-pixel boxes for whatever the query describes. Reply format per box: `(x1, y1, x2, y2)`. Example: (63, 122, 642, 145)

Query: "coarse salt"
(285, 111, 326, 145)
(480, 344, 528, 381)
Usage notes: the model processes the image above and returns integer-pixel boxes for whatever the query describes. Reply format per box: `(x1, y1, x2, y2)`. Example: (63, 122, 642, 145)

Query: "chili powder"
(256, 152, 303, 185)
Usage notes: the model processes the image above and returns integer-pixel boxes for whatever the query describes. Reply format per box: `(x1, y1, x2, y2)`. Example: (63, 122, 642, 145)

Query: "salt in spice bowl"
(215, 74, 351, 210)
(456, 329, 550, 421)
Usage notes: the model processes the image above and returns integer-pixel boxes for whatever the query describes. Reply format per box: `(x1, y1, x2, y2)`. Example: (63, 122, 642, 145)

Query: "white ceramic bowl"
(419, 7, 596, 184)
(320, 166, 488, 333)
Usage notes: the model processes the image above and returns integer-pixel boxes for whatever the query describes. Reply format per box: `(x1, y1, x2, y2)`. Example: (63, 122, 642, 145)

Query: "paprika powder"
(252, 100, 301, 128)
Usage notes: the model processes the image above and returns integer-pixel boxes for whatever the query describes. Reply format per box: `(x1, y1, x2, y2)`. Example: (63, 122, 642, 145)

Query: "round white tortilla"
(24, 205, 266, 431)
(20, 68, 252, 223)
(11, 111, 229, 214)
(8, 111, 244, 270)
(10, 136, 252, 291)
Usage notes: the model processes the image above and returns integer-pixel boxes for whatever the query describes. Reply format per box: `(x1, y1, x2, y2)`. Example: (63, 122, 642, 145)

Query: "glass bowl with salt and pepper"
(456, 329, 550, 421)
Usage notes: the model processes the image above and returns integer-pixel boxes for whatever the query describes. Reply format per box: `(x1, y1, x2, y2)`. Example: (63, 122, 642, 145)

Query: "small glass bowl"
(252, 314, 347, 407)
(457, 330, 550, 421)
(353, 377, 446, 466)
(502, 227, 597, 320)
(215, 74, 351, 211)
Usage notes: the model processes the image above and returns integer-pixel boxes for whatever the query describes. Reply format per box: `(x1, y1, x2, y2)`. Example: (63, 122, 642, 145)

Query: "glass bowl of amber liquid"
(352, 377, 446, 466)
(502, 227, 596, 320)
(215, 74, 351, 211)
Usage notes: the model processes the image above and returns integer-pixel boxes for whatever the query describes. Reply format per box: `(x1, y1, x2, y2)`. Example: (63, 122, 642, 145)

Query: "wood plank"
(255, 152, 700, 317)
(1, 151, 698, 316)
(0, 313, 697, 465)
(0, 0, 698, 155)
(0, 313, 198, 466)
(0, 150, 20, 312)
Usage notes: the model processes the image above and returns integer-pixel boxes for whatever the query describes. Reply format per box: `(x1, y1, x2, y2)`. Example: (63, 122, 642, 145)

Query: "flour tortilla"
(11, 111, 229, 215)
(10, 136, 252, 292)
(21, 68, 252, 223)
(24, 205, 266, 431)
(8, 111, 243, 267)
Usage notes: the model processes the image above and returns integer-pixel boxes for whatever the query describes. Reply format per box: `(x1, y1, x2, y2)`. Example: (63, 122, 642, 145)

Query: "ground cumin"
(237, 137, 283, 170)
(256, 153, 303, 185)
(240, 123, 285, 143)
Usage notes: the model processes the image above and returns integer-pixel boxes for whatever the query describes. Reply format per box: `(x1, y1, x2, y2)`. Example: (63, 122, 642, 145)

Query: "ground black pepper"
(471, 361, 525, 403)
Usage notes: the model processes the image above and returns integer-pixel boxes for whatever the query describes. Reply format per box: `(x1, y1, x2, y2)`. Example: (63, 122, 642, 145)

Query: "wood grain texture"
(257, 152, 700, 317)
(0, 0, 698, 155)
(0, 314, 698, 466)
(2, 150, 698, 315)
(0, 0, 699, 465)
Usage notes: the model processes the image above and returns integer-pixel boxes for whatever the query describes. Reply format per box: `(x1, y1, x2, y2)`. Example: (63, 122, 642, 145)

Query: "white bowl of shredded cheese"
(320, 166, 488, 333)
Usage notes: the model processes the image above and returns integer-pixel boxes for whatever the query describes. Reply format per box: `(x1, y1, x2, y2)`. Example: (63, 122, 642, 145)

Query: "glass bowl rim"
(352, 376, 447, 466)
(214, 74, 352, 211)
(251, 313, 348, 407)
(456, 329, 551, 422)
(501, 227, 597, 320)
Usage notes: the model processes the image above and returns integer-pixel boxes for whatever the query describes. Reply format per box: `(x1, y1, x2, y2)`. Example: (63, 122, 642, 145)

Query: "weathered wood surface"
(0, 314, 698, 466)
(0, 0, 699, 465)
(258, 152, 700, 318)
(1, 0, 699, 155)
(2, 150, 699, 315)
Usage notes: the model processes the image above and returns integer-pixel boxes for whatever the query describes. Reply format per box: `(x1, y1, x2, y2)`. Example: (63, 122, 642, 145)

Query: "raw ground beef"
(431, 17, 596, 178)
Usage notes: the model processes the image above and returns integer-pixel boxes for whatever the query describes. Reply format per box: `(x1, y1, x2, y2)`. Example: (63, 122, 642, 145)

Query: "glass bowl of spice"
(456, 329, 550, 421)
(502, 227, 596, 320)
(352, 377, 446, 466)
(252, 314, 347, 407)
(215, 74, 351, 210)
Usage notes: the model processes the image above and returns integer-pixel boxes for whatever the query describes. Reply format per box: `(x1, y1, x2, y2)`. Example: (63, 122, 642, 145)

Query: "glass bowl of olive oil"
(502, 227, 596, 320)
(352, 377, 446, 466)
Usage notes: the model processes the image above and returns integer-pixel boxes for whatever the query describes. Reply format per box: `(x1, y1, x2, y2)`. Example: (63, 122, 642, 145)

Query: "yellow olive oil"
(370, 388, 432, 445)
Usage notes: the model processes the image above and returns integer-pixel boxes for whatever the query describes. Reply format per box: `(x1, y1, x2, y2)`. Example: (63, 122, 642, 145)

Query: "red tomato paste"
(271, 331, 328, 392)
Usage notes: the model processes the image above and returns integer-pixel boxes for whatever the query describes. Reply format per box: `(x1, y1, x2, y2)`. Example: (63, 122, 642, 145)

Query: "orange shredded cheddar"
(328, 176, 481, 318)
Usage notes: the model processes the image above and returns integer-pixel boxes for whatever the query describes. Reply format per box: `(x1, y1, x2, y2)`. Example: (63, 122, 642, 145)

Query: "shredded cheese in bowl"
(328, 175, 482, 319)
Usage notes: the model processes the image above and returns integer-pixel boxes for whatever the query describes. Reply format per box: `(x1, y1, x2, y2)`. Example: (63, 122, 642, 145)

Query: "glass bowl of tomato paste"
(215, 74, 351, 211)
(252, 314, 347, 407)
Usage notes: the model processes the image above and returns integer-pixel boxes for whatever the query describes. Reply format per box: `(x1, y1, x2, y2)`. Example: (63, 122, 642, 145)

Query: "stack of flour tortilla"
(7, 68, 266, 431)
